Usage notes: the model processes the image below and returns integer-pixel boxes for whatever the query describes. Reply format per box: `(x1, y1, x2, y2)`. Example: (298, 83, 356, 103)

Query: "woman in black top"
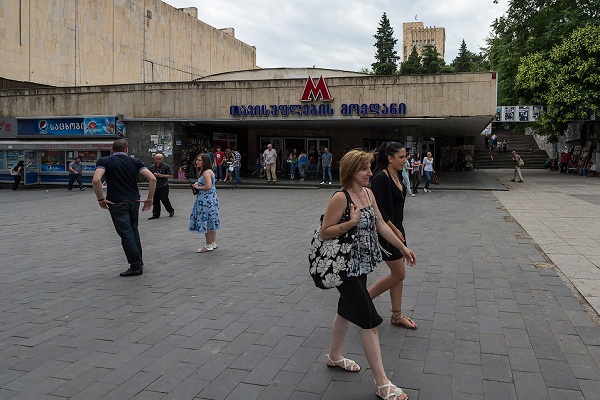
(369, 142, 418, 329)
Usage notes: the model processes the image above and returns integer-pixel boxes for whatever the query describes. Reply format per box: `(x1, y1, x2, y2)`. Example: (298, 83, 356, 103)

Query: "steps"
(474, 129, 549, 169)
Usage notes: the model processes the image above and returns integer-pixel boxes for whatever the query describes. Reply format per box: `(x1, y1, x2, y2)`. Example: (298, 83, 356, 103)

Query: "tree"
(452, 40, 472, 72)
(421, 44, 445, 74)
(516, 24, 600, 133)
(400, 46, 422, 75)
(371, 12, 399, 75)
(487, 0, 599, 105)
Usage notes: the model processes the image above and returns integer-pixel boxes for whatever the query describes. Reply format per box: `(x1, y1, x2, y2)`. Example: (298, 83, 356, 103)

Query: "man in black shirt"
(148, 153, 175, 220)
(92, 139, 156, 277)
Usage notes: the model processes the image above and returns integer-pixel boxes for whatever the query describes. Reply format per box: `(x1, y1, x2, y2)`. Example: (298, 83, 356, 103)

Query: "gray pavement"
(0, 170, 599, 399)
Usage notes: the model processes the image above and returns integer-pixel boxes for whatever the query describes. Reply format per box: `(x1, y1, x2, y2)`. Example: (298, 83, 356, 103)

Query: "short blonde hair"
(339, 149, 374, 189)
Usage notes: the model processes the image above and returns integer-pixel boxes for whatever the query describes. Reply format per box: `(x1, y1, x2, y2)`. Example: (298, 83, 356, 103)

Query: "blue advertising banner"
(18, 116, 120, 137)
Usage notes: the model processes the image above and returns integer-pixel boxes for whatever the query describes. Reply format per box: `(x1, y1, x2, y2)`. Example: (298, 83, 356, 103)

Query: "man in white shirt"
(263, 144, 278, 183)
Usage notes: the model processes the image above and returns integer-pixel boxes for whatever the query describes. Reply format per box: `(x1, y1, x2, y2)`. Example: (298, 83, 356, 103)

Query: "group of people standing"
(260, 145, 334, 184)
(188, 145, 242, 185)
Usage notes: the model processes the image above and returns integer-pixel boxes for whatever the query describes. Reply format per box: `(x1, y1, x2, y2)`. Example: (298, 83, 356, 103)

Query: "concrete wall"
(0, 72, 497, 119)
(0, 0, 257, 86)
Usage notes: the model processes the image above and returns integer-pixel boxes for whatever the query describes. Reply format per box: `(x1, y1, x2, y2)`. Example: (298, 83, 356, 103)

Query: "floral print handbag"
(309, 190, 357, 289)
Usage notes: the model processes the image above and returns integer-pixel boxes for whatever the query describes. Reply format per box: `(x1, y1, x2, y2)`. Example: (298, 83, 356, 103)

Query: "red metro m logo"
(300, 76, 333, 102)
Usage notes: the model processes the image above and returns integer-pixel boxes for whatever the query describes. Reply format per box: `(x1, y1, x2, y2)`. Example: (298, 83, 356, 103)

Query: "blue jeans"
(234, 166, 242, 185)
(68, 173, 83, 190)
(310, 163, 318, 179)
(424, 171, 432, 190)
(322, 165, 332, 183)
(402, 171, 412, 194)
(298, 164, 307, 179)
(109, 200, 143, 269)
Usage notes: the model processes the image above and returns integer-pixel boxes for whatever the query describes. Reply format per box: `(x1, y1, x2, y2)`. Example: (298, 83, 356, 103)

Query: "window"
(41, 150, 66, 172)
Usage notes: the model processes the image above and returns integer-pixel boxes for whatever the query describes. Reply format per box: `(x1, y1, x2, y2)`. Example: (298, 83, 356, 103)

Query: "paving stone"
(1, 182, 599, 399)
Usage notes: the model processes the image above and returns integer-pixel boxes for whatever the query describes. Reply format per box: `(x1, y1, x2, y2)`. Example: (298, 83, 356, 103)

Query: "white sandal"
(196, 244, 213, 253)
(375, 380, 408, 400)
(211, 242, 217, 249)
(326, 354, 360, 372)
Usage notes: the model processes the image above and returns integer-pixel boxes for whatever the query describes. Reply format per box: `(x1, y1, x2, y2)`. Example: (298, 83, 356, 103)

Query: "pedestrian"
(148, 153, 175, 220)
(320, 147, 333, 184)
(213, 146, 225, 181)
(401, 156, 413, 197)
(188, 146, 199, 179)
(369, 141, 418, 330)
(263, 143, 277, 183)
(422, 151, 435, 193)
(484, 134, 490, 149)
(231, 147, 242, 185)
(189, 153, 220, 253)
(297, 149, 307, 181)
(321, 148, 415, 400)
(10, 160, 24, 191)
(223, 148, 234, 181)
(308, 147, 319, 179)
(510, 150, 524, 182)
(67, 156, 87, 191)
(491, 134, 498, 148)
(502, 139, 508, 155)
(252, 154, 261, 177)
(410, 152, 422, 194)
(287, 148, 298, 179)
(92, 139, 157, 277)
(489, 144, 494, 161)
(560, 150, 571, 174)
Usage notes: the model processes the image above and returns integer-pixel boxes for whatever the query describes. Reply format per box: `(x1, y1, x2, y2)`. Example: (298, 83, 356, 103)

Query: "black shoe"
(148, 216, 159, 220)
(80, 187, 87, 191)
(510, 179, 515, 182)
(120, 267, 143, 277)
(169, 211, 175, 217)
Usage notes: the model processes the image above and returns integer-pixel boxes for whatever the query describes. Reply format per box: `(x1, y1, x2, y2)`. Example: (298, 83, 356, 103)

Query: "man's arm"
(68, 163, 77, 174)
(139, 168, 157, 212)
(92, 168, 111, 209)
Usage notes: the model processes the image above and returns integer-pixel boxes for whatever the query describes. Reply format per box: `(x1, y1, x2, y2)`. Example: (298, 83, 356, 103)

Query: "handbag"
(309, 190, 356, 289)
(228, 165, 234, 172)
(431, 172, 440, 184)
(184, 177, 199, 195)
(518, 158, 525, 167)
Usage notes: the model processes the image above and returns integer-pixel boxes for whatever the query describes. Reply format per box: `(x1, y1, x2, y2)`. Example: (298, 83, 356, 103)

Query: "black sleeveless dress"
(376, 172, 407, 261)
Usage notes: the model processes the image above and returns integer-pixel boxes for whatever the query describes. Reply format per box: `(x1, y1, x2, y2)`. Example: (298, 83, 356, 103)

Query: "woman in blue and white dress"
(189, 153, 220, 253)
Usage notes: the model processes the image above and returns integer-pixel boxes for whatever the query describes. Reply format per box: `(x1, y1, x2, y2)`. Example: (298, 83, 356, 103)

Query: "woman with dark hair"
(422, 151, 435, 193)
(11, 160, 25, 191)
(321, 149, 415, 400)
(369, 142, 418, 330)
(189, 154, 220, 253)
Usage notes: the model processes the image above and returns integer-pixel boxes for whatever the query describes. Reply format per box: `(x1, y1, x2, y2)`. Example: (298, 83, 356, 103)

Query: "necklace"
(350, 187, 367, 208)
(387, 168, 401, 186)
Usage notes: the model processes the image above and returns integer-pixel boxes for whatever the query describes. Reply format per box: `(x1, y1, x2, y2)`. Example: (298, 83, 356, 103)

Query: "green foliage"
(451, 40, 491, 72)
(488, 0, 599, 105)
(400, 46, 422, 75)
(516, 23, 600, 132)
(421, 45, 446, 74)
(371, 12, 400, 75)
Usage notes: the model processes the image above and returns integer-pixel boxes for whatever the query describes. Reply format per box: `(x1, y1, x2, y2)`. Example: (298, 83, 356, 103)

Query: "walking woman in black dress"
(369, 142, 418, 329)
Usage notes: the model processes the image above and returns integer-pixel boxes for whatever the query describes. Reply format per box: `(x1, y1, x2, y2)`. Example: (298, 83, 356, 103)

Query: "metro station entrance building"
(0, 68, 497, 185)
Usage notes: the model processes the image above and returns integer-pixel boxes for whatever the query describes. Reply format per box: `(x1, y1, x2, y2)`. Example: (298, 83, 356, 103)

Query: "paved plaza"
(1, 169, 599, 399)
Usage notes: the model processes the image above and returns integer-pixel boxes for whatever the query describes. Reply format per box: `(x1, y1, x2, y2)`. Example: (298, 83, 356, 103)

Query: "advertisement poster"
(518, 106, 529, 121)
(18, 116, 119, 136)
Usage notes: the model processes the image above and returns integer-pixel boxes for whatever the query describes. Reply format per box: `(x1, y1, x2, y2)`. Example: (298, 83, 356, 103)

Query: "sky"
(163, 0, 510, 72)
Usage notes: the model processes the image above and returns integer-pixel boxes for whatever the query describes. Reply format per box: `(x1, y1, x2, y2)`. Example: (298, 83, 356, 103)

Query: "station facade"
(0, 68, 497, 186)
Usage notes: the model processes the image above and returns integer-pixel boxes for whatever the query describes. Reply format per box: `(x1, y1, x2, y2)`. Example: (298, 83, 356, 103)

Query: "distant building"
(0, 0, 257, 87)
(402, 22, 446, 62)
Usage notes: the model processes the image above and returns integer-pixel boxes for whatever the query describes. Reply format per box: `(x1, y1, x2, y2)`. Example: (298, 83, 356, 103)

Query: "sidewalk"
(0, 170, 599, 399)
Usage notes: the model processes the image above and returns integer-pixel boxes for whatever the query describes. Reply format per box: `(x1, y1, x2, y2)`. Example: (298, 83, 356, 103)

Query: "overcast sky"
(164, 0, 510, 71)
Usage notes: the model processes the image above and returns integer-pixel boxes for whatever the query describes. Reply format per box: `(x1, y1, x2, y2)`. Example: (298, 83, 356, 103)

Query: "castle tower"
(402, 22, 446, 62)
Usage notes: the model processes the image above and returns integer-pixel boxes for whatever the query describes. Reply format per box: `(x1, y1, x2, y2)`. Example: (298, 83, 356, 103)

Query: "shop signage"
(229, 76, 407, 118)
(0, 118, 17, 137)
(18, 116, 122, 136)
(300, 76, 333, 102)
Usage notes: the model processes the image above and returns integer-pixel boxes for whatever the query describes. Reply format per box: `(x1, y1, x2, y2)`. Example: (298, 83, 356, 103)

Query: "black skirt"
(336, 275, 383, 329)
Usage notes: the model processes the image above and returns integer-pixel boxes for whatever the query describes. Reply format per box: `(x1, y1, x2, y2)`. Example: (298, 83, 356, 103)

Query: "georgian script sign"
(230, 76, 407, 118)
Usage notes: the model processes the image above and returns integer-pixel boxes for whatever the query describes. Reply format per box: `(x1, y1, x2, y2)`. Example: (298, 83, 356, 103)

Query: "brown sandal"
(390, 310, 417, 330)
